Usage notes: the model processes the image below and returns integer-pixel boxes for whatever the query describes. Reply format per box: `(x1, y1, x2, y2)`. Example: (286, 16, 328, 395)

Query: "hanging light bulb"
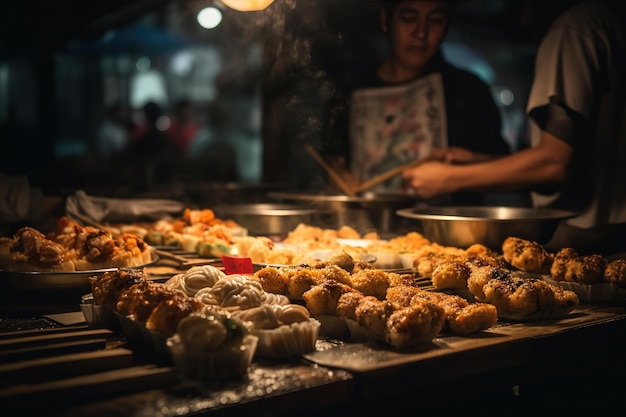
(220, 0, 275, 12)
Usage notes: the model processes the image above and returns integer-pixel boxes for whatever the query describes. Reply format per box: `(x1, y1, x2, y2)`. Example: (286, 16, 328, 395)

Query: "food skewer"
(304, 144, 356, 197)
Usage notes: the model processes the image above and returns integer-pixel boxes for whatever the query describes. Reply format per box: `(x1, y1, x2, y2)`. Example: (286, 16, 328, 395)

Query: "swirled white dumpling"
(165, 265, 226, 296)
(195, 275, 264, 311)
(233, 303, 310, 330)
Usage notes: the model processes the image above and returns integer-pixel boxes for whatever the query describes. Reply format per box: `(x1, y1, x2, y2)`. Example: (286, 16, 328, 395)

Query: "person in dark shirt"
(321, 0, 511, 204)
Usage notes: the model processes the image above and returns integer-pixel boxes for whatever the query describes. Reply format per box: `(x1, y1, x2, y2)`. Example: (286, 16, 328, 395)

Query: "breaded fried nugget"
(336, 291, 365, 320)
(448, 303, 498, 335)
(313, 251, 355, 273)
(385, 299, 445, 349)
(431, 260, 471, 289)
(355, 296, 393, 341)
(349, 268, 390, 298)
(302, 279, 356, 316)
(551, 247, 607, 284)
(254, 266, 289, 295)
(386, 284, 422, 309)
(286, 268, 325, 300)
(502, 236, 553, 274)
(605, 259, 626, 286)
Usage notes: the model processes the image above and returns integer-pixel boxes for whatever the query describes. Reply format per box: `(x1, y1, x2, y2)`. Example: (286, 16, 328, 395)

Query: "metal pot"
(268, 191, 421, 235)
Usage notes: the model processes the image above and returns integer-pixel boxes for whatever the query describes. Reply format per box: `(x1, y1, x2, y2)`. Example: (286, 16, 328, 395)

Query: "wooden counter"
(2, 302, 624, 417)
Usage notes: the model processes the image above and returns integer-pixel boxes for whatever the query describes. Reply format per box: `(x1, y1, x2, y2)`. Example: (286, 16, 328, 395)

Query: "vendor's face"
(382, 1, 450, 73)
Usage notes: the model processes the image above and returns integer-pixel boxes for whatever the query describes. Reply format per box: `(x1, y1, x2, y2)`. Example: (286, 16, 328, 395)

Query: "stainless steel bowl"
(269, 191, 421, 234)
(214, 203, 321, 237)
(396, 206, 576, 250)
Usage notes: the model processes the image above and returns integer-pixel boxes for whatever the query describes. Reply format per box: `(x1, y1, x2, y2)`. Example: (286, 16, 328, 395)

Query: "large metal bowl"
(269, 191, 421, 235)
(397, 206, 576, 250)
(214, 203, 321, 237)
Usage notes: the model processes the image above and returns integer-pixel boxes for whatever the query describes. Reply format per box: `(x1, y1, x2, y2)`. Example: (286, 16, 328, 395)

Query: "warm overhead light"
(220, 0, 274, 12)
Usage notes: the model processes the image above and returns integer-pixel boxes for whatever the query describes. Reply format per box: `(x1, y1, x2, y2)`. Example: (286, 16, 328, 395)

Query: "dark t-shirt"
(323, 52, 510, 162)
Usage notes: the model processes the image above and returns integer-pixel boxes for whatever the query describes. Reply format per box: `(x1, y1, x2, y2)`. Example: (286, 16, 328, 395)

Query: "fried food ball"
(605, 259, 626, 286)
(302, 280, 356, 316)
(502, 236, 553, 274)
(349, 268, 390, 298)
(254, 266, 289, 295)
(431, 261, 471, 289)
(336, 291, 365, 320)
(448, 303, 498, 335)
(354, 296, 394, 341)
(551, 248, 607, 284)
(385, 299, 445, 349)
(286, 268, 325, 300)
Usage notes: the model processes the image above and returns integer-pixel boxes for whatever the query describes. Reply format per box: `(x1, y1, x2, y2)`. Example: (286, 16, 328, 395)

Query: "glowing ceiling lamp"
(220, 0, 275, 12)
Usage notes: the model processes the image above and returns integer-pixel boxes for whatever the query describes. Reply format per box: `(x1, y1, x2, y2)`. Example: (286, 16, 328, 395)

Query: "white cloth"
(349, 73, 447, 191)
(527, 1, 626, 231)
(65, 189, 184, 223)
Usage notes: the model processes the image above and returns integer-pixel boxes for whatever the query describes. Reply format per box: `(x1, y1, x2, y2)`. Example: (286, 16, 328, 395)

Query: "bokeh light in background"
(197, 7, 222, 29)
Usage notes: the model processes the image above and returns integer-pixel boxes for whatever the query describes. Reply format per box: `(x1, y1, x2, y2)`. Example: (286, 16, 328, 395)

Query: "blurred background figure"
(167, 98, 201, 157)
(96, 103, 132, 158)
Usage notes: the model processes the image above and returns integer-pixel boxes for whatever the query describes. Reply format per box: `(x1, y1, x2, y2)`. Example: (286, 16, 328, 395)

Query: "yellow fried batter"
(431, 261, 471, 289)
(502, 236, 553, 274)
(354, 296, 393, 341)
(448, 303, 498, 335)
(385, 300, 445, 349)
(551, 247, 607, 284)
(302, 280, 355, 316)
(254, 266, 289, 295)
(605, 259, 626, 286)
(349, 268, 390, 298)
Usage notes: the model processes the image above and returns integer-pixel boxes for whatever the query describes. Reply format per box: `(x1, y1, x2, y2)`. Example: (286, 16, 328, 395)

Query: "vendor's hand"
(401, 160, 454, 199)
(327, 156, 360, 191)
(430, 147, 492, 165)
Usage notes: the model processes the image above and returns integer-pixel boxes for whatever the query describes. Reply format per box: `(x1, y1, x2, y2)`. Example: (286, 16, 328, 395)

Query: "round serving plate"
(268, 191, 421, 234)
(0, 250, 159, 305)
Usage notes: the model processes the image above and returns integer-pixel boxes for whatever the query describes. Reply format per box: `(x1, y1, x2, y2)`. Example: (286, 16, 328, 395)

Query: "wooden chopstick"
(304, 144, 356, 197)
(353, 158, 427, 194)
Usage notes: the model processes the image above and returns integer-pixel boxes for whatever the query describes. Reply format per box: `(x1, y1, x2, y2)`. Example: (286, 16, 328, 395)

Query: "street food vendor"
(321, 0, 511, 204)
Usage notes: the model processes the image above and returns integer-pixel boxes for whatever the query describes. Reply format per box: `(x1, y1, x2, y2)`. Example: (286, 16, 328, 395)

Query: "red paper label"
(221, 255, 253, 275)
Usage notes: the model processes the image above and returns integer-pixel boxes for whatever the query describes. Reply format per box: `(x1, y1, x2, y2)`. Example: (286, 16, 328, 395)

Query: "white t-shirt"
(527, 1, 626, 232)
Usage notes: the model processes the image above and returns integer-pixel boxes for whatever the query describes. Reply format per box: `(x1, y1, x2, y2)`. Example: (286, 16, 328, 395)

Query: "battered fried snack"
(385, 299, 445, 349)
(551, 247, 607, 284)
(90, 268, 147, 305)
(146, 295, 205, 337)
(468, 265, 579, 319)
(387, 285, 497, 334)
(302, 279, 356, 316)
(431, 260, 471, 289)
(502, 236, 553, 275)
(605, 259, 626, 286)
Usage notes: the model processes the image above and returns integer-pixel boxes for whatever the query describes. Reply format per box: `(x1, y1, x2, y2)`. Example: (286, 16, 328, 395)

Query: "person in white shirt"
(402, 0, 626, 254)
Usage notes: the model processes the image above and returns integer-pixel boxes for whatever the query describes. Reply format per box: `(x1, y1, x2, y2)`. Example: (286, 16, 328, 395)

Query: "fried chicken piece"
(415, 252, 460, 278)
(387, 285, 496, 334)
(335, 291, 365, 320)
(464, 243, 498, 258)
(254, 266, 289, 295)
(354, 296, 394, 341)
(478, 274, 579, 318)
(385, 299, 445, 349)
(431, 260, 471, 289)
(116, 282, 186, 322)
(502, 236, 553, 274)
(467, 265, 513, 302)
(285, 267, 326, 300)
(146, 295, 205, 337)
(551, 247, 607, 284)
(448, 303, 498, 335)
(90, 268, 147, 305)
(313, 251, 356, 273)
(387, 272, 425, 288)
(349, 268, 390, 298)
(316, 264, 353, 286)
(302, 279, 356, 316)
(605, 259, 626, 287)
